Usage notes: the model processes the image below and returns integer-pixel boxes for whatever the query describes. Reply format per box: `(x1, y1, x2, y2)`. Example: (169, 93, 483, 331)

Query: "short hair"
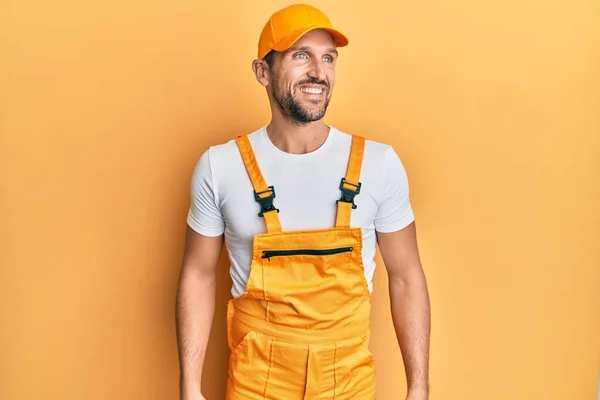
(262, 50, 276, 68)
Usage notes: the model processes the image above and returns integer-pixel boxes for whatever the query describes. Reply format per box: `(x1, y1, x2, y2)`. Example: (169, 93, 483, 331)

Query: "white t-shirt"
(187, 126, 415, 298)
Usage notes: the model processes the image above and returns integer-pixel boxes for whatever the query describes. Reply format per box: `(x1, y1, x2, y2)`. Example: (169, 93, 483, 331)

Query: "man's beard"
(272, 78, 330, 125)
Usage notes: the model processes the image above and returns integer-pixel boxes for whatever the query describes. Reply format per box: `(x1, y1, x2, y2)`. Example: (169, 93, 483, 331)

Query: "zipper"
(261, 246, 353, 260)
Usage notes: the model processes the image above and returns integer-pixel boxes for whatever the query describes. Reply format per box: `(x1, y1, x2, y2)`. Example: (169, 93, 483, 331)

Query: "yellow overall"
(225, 134, 375, 399)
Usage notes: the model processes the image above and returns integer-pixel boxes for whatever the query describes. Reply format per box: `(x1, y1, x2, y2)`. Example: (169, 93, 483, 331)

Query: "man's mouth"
(299, 86, 325, 95)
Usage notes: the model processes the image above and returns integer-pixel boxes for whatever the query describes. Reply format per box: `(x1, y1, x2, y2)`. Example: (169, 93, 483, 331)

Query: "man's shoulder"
(203, 127, 264, 163)
(331, 126, 395, 161)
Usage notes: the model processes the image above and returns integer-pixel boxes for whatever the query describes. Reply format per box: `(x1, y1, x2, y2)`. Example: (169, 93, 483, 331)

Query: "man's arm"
(377, 221, 431, 400)
(175, 225, 224, 400)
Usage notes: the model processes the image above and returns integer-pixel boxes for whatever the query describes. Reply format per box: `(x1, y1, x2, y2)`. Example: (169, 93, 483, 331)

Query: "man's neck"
(266, 116, 330, 155)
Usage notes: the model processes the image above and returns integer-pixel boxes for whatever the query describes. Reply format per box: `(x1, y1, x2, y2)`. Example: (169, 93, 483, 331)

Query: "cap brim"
(272, 25, 349, 54)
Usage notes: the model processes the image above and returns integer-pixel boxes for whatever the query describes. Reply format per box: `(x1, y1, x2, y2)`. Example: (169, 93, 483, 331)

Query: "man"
(176, 4, 430, 400)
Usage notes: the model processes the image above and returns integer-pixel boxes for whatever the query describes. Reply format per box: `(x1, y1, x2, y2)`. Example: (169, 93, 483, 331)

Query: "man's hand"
(179, 381, 206, 400)
(406, 387, 429, 400)
(181, 393, 206, 400)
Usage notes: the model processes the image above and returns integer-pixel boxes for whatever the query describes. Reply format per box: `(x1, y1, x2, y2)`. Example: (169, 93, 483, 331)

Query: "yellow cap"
(257, 4, 349, 60)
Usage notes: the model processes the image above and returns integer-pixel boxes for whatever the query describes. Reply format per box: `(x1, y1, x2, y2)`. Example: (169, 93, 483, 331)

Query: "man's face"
(268, 29, 338, 124)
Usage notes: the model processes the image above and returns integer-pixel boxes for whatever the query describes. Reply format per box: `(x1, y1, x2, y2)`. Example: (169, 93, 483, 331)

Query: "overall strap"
(335, 135, 365, 228)
(235, 135, 282, 233)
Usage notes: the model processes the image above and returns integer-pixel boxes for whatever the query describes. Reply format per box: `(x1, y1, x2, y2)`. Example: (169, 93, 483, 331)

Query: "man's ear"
(252, 59, 270, 87)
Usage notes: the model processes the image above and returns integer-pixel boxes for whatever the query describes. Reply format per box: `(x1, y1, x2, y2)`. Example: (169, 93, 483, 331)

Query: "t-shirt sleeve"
(186, 148, 225, 237)
(374, 146, 415, 233)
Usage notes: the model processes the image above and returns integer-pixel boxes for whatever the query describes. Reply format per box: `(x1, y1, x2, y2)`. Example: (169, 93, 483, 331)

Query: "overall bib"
(225, 134, 376, 399)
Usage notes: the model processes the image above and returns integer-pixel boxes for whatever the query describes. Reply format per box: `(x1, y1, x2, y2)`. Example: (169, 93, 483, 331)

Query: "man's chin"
(299, 112, 326, 122)
(282, 99, 329, 123)
(299, 105, 327, 119)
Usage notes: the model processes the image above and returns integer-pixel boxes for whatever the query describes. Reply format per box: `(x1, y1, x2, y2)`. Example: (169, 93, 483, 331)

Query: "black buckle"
(337, 178, 361, 209)
(254, 186, 279, 217)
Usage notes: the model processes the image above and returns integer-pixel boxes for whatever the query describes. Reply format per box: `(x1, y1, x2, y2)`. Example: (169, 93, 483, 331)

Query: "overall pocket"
(333, 338, 376, 399)
(259, 245, 361, 328)
(226, 330, 273, 400)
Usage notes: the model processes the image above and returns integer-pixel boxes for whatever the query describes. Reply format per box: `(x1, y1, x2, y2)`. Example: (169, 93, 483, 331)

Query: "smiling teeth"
(302, 88, 323, 94)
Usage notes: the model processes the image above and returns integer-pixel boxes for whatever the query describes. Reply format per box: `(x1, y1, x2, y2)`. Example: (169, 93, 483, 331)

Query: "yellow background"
(1, 0, 599, 399)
